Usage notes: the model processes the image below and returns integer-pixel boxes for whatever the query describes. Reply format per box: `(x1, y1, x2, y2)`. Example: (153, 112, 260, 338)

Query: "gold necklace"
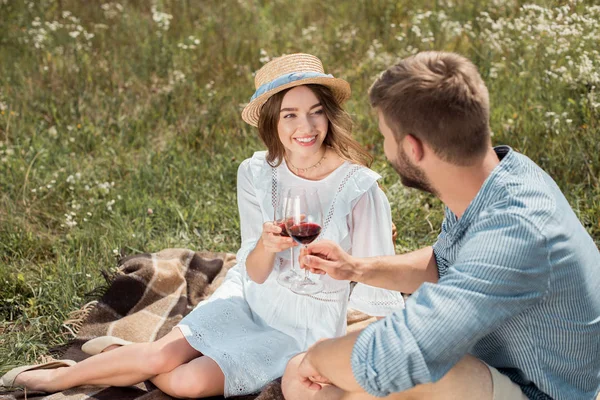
(286, 151, 327, 175)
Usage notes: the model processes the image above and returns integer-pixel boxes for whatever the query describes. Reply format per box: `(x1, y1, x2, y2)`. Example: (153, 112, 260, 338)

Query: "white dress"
(178, 151, 405, 397)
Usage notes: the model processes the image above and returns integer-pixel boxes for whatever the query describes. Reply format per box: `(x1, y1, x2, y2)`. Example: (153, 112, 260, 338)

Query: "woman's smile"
(293, 135, 318, 146)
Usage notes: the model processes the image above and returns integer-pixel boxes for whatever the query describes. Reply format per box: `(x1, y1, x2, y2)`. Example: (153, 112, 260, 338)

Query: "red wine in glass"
(277, 222, 290, 238)
(289, 223, 321, 245)
(284, 187, 324, 295)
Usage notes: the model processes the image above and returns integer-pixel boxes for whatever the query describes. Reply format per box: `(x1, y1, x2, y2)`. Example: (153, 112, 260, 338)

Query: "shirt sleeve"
(348, 183, 405, 316)
(235, 159, 263, 277)
(351, 212, 551, 396)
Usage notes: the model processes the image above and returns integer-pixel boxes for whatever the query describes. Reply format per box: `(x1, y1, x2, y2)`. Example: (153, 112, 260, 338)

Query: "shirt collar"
(445, 145, 515, 235)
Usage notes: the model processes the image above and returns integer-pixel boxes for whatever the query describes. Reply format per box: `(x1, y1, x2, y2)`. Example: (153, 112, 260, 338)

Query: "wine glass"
(284, 187, 324, 295)
(275, 191, 302, 288)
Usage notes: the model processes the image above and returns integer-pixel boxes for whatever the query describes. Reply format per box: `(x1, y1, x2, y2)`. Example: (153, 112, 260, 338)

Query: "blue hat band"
(250, 72, 334, 101)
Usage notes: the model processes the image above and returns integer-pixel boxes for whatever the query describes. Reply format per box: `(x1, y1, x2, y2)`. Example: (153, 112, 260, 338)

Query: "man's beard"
(391, 147, 437, 195)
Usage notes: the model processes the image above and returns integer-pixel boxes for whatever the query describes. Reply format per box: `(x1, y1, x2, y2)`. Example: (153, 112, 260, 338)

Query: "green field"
(0, 0, 598, 371)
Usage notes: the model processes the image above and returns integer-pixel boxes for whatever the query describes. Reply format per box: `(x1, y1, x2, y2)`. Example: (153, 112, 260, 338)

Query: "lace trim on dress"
(271, 166, 278, 211)
(320, 165, 363, 240)
(270, 163, 366, 302)
(306, 287, 348, 303)
(270, 163, 364, 241)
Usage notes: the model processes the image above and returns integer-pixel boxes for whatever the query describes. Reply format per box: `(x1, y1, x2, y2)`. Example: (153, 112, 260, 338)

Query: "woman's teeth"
(295, 136, 316, 144)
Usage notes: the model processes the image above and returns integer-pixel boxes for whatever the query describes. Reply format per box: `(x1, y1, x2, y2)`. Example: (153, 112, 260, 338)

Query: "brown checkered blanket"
(0, 249, 375, 400)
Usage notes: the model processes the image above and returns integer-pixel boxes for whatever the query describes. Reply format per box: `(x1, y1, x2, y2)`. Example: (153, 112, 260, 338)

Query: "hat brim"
(241, 77, 351, 127)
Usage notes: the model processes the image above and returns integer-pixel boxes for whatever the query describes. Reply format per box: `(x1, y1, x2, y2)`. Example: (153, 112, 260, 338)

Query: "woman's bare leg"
(151, 356, 225, 399)
(15, 328, 200, 392)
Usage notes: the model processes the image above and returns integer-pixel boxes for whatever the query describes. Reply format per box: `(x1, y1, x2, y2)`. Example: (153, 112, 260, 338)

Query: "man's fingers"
(306, 240, 341, 260)
(299, 246, 309, 258)
(308, 267, 325, 274)
(300, 377, 322, 391)
(311, 375, 331, 384)
(302, 254, 334, 272)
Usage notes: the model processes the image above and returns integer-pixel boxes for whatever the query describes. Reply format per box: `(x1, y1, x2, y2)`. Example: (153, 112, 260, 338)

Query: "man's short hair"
(369, 51, 491, 165)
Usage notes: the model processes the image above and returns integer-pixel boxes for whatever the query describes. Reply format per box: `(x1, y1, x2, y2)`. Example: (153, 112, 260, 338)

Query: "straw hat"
(241, 53, 351, 127)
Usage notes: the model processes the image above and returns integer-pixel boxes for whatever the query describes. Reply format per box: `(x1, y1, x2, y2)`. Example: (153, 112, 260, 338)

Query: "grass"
(0, 0, 598, 371)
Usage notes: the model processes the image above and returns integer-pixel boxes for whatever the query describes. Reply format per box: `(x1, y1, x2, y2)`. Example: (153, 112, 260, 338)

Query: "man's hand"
(300, 240, 360, 281)
(297, 350, 327, 390)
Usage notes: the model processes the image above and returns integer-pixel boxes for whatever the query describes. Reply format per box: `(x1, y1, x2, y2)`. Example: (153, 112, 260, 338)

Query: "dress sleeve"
(235, 159, 264, 277)
(348, 183, 405, 316)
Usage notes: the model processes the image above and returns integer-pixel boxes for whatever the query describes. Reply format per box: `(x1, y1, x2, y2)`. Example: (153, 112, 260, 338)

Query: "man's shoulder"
(483, 153, 558, 232)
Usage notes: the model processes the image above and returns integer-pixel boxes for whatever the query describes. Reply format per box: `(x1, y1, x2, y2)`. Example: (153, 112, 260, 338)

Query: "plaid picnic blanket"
(0, 249, 375, 400)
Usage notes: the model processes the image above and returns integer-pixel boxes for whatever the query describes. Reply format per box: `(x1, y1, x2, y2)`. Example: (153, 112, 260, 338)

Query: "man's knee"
(392, 356, 493, 400)
(334, 356, 492, 400)
(282, 353, 305, 400)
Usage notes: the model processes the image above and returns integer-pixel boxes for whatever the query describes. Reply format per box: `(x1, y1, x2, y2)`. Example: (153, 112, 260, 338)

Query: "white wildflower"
(64, 213, 77, 228)
(101, 3, 123, 19)
(259, 48, 270, 64)
(151, 6, 173, 32)
(170, 70, 186, 85)
(106, 199, 115, 211)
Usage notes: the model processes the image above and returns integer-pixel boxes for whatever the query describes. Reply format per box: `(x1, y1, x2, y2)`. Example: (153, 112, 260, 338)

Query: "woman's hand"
(246, 222, 297, 284)
(260, 221, 297, 253)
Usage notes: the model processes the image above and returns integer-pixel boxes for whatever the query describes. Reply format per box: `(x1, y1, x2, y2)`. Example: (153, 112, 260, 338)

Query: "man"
(281, 51, 600, 400)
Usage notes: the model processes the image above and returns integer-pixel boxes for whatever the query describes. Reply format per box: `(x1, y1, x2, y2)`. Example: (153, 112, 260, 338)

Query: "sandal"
(0, 359, 76, 388)
(81, 336, 133, 356)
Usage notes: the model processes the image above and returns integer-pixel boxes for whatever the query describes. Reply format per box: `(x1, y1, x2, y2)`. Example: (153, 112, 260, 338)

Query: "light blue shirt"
(351, 146, 600, 399)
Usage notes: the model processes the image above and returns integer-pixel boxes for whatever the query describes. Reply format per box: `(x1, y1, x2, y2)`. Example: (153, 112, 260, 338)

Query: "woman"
(1, 53, 404, 398)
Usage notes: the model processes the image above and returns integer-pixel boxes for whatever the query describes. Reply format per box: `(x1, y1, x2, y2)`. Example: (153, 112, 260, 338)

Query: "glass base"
(277, 270, 303, 288)
(290, 278, 324, 295)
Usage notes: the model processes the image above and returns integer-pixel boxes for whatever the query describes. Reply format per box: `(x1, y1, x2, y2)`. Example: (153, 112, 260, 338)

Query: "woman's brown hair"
(257, 84, 373, 168)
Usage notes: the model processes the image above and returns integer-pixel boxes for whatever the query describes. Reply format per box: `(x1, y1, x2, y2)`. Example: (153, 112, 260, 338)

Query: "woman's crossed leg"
(151, 355, 224, 398)
(13, 328, 225, 398)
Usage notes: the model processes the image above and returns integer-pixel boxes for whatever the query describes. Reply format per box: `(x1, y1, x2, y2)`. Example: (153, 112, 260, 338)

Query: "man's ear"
(404, 134, 424, 163)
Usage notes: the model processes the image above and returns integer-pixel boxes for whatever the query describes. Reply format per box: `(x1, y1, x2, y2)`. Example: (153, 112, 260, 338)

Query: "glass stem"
(290, 246, 296, 273)
(303, 245, 309, 279)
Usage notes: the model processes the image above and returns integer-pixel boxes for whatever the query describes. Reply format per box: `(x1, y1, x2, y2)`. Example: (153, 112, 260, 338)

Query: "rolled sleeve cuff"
(351, 322, 388, 397)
